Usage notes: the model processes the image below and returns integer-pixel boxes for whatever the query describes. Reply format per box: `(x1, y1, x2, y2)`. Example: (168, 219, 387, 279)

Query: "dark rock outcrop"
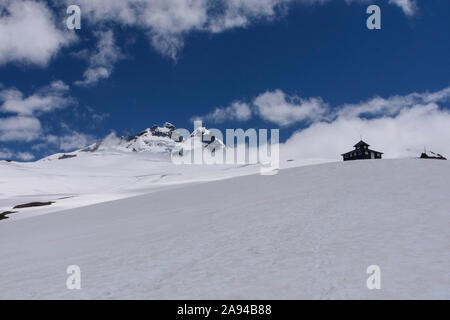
(0, 211, 17, 220)
(13, 202, 54, 209)
(420, 152, 447, 160)
(58, 154, 77, 160)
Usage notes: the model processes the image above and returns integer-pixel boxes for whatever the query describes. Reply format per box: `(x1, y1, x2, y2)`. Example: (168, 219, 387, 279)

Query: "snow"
(0, 151, 264, 220)
(0, 158, 449, 299)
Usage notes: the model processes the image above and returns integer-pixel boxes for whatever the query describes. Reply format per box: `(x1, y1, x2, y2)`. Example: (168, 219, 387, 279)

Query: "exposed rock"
(80, 142, 101, 152)
(13, 202, 54, 209)
(58, 154, 77, 160)
(0, 211, 17, 220)
(420, 151, 447, 160)
(163, 122, 176, 131)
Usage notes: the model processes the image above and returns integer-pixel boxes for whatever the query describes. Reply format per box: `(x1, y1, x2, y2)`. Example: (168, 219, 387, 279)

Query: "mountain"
(0, 122, 261, 221)
(42, 122, 225, 161)
(0, 159, 449, 299)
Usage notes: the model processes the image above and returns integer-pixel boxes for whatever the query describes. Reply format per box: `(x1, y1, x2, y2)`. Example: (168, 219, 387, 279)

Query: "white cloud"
(193, 101, 252, 123)
(31, 143, 49, 151)
(205, 0, 290, 33)
(35, 125, 93, 152)
(0, 0, 75, 66)
(70, 0, 208, 60)
(0, 81, 84, 149)
(59, 131, 94, 151)
(198, 86, 450, 127)
(0, 81, 74, 116)
(69, 0, 294, 59)
(0, 0, 418, 67)
(0, 148, 34, 161)
(337, 87, 450, 119)
(281, 86, 450, 160)
(282, 103, 450, 160)
(0, 148, 13, 159)
(388, 0, 417, 16)
(0, 0, 418, 68)
(0, 116, 42, 142)
(193, 85, 450, 161)
(195, 90, 328, 125)
(254, 90, 329, 126)
(74, 30, 124, 87)
(75, 67, 110, 87)
(16, 151, 34, 161)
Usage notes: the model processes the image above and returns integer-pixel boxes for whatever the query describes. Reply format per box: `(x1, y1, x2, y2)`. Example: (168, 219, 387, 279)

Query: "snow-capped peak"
(41, 122, 225, 161)
(81, 122, 183, 155)
(189, 127, 225, 150)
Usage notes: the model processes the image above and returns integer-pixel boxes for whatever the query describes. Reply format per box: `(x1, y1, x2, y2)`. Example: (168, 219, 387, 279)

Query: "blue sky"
(0, 0, 449, 161)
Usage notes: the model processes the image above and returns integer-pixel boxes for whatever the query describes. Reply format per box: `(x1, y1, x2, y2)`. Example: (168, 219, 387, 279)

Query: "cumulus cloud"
(0, 116, 42, 142)
(337, 87, 450, 119)
(195, 89, 328, 126)
(74, 30, 124, 87)
(0, 0, 418, 67)
(16, 151, 34, 161)
(0, 0, 75, 66)
(0, 79, 100, 157)
(68, 0, 206, 60)
(388, 0, 417, 16)
(59, 131, 93, 151)
(54, 123, 95, 151)
(0, 148, 34, 161)
(69, 0, 299, 59)
(29, 128, 94, 153)
(254, 90, 329, 126)
(193, 101, 252, 123)
(194, 85, 450, 160)
(0, 148, 13, 159)
(0, 81, 85, 151)
(198, 86, 450, 128)
(282, 102, 450, 160)
(281, 86, 450, 160)
(0, 81, 74, 116)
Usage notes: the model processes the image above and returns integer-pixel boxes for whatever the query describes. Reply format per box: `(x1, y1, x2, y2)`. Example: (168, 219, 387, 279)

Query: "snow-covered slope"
(0, 122, 244, 220)
(0, 120, 329, 220)
(0, 151, 263, 220)
(0, 159, 448, 299)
